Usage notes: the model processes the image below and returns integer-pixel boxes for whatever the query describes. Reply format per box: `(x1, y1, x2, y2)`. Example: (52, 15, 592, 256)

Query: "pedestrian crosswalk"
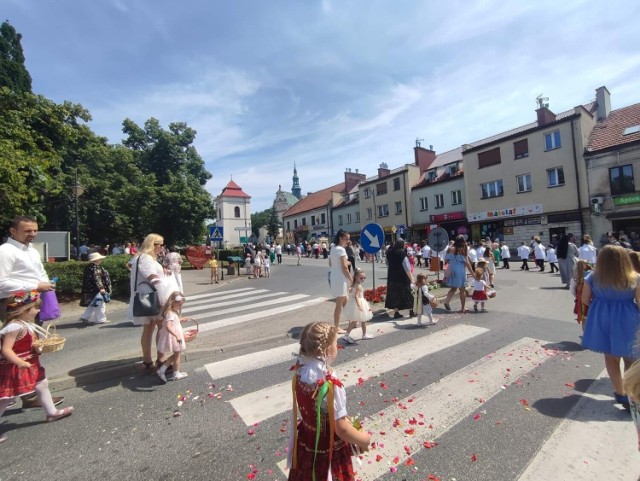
(197, 316, 637, 481)
(180, 287, 326, 333)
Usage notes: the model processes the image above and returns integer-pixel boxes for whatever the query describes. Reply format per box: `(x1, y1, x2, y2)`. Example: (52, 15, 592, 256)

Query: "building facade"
(215, 179, 251, 246)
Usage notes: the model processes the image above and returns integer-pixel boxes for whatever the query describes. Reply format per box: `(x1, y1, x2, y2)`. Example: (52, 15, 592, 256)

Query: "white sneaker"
(157, 367, 167, 384)
(342, 334, 355, 344)
(430, 319, 438, 325)
(172, 371, 188, 381)
(361, 334, 373, 340)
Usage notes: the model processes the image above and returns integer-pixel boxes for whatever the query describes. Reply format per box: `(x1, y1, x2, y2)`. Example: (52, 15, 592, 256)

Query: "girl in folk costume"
(287, 322, 371, 481)
(413, 273, 437, 326)
(341, 269, 373, 344)
(0, 291, 74, 442)
(570, 260, 592, 332)
(156, 292, 188, 383)
(471, 268, 490, 312)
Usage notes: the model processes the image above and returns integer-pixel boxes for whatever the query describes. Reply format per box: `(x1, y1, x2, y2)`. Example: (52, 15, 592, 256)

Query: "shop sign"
(467, 204, 543, 222)
(295, 225, 309, 232)
(430, 211, 465, 223)
(614, 193, 640, 206)
(312, 224, 326, 230)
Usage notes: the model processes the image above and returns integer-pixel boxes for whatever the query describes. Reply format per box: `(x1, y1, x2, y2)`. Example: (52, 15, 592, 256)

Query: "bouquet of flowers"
(350, 415, 364, 465)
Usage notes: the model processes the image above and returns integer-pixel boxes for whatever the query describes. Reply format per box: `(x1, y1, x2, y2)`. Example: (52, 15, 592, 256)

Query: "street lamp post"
(72, 168, 84, 259)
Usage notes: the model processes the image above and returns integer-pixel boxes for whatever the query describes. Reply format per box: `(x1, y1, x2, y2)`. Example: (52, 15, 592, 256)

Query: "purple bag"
(39, 290, 61, 321)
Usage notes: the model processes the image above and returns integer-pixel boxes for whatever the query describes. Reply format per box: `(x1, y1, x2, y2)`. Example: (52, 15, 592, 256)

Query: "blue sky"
(5, 0, 640, 212)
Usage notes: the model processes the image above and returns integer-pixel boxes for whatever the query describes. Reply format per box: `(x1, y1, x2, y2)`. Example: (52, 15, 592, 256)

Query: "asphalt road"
(0, 255, 637, 480)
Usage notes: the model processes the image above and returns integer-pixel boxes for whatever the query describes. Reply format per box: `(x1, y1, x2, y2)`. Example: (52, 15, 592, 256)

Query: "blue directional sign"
(360, 223, 384, 254)
(209, 226, 223, 241)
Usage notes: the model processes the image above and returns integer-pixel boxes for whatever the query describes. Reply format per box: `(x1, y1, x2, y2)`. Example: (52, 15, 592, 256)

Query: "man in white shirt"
(517, 241, 531, 271)
(0, 216, 64, 408)
(533, 238, 546, 271)
(476, 242, 486, 259)
(500, 242, 511, 269)
(467, 245, 478, 271)
(275, 243, 282, 264)
(421, 243, 431, 269)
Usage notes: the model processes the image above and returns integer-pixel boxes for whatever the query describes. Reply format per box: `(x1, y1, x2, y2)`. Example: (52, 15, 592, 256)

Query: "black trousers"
(535, 259, 545, 271)
(520, 259, 529, 270)
(502, 258, 510, 269)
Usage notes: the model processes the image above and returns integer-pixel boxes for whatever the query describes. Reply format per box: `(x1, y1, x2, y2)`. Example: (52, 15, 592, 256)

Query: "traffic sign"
(397, 224, 405, 235)
(209, 226, 223, 241)
(240, 236, 248, 243)
(234, 226, 252, 231)
(360, 223, 384, 254)
(427, 227, 449, 252)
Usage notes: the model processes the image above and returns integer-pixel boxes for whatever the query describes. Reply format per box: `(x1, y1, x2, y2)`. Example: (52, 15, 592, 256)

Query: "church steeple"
(291, 163, 302, 199)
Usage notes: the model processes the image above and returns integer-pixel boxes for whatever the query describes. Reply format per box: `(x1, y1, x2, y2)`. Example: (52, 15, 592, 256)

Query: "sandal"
(46, 406, 74, 422)
(142, 361, 157, 374)
(444, 302, 451, 311)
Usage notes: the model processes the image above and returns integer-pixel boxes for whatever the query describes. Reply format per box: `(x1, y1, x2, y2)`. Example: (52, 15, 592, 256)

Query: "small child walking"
(0, 291, 74, 443)
(471, 268, 489, 312)
(263, 256, 271, 278)
(156, 292, 188, 383)
(547, 245, 559, 273)
(287, 322, 371, 481)
(209, 254, 219, 284)
(413, 273, 437, 326)
(342, 269, 373, 343)
(570, 260, 592, 332)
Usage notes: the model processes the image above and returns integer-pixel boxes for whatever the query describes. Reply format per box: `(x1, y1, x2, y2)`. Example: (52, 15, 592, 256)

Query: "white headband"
(175, 295, 185, 302)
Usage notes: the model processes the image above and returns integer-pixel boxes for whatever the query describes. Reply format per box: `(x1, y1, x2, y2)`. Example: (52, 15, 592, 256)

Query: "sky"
(4, 0, 640, 212)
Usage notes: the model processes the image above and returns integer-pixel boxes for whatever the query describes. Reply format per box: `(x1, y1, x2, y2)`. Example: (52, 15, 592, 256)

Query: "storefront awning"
(606, 209, 640, 220)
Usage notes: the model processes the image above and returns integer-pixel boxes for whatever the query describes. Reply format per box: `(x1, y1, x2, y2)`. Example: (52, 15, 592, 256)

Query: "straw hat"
(88, 252, 106, 262)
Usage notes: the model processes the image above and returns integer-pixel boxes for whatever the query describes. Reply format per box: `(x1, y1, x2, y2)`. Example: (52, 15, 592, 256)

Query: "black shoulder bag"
(132, 257, 161, 317)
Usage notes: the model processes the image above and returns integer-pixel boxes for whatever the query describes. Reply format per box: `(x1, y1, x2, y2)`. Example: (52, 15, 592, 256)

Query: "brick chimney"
(377, 162, 390, 178)
(596, 85, 611, 121)
(344, 169, 366, 192)
(414, 145, 436, 174)
(536, 106, 556, 126)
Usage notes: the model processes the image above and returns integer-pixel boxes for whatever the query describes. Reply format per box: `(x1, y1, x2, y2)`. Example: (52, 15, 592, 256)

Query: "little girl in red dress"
(287, 321, 371, 481)
(0, 290, 74, 443)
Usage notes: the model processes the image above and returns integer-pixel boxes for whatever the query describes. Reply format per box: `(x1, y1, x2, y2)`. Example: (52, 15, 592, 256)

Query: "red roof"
(283, 182, 345, 217)
(219, 179, 251, 199)
(586, 102, 640, 153)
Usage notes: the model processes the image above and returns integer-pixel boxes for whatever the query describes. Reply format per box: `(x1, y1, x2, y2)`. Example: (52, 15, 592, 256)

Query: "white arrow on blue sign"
(360, 223, 384, 254)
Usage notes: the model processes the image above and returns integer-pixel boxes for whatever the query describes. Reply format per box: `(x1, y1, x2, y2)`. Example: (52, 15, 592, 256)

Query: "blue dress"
(445, 253, 468, 289)
(582, 273, 640, 358)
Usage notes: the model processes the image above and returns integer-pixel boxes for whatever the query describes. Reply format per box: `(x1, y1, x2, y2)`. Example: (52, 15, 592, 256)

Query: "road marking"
(185, 289, 270, 307)
(189, 294, 313, 322)
(187, 287, 255, 301)
(182, 290, 283, 313)
(229, 324, 489, 425)
(518, 369, 637, 481)
(195, 297, 326, 330)
(278, 336, 555, 479)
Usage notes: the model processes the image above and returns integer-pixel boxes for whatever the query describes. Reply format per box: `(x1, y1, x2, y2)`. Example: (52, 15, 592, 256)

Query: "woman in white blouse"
(578, 235, 598, 265)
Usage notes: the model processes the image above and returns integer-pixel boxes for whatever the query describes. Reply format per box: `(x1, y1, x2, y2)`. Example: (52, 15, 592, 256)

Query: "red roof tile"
(219, 179, 251, 198)
(283, 182, 345, 217)
(586, 102, 640, 153)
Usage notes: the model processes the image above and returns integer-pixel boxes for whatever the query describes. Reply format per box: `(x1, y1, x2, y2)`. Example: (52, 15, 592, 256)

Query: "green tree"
(0, 21, 32, 93)
(267, 205, 280, 239)
(250, 209, 270, 238)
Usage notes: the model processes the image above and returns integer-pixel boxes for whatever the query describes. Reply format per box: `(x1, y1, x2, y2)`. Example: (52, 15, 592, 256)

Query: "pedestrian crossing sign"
(209, 226, 223, 241)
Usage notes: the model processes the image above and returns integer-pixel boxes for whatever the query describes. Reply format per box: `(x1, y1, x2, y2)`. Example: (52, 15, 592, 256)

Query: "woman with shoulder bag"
(128, 233, 170, 374)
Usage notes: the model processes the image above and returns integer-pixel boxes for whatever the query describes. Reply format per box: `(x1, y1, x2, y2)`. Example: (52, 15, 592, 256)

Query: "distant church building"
(215, 179, 251, 246)
(273, 165, 303, 223)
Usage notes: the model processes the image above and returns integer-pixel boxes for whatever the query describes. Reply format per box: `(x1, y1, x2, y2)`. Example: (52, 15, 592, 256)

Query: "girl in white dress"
(341, 269, 373, 344)
(413, 273, 437, 326)
(156, 292, 187, 383)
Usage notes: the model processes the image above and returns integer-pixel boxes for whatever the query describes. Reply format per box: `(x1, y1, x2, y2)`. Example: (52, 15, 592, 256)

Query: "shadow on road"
(541, 340, 584, 352)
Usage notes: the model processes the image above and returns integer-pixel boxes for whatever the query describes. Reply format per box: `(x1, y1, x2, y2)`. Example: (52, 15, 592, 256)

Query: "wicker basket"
(180, 317, 199, 343)
(32, 323, 66, 353)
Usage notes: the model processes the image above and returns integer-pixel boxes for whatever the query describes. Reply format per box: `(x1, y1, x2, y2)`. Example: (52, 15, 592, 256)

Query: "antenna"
(536, 94, 549, 109)
(416, 137, 424, 147)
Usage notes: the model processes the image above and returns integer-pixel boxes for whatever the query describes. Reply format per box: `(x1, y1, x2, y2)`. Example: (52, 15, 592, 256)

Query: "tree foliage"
(250, 209, 270, 238)
(267, 205, 280, 238)
(0, 21, 32, 94)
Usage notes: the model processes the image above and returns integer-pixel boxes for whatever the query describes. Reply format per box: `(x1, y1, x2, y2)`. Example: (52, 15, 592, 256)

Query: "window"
(478, 147, 501, 168)
(378, 204, 389, 217)
(544, 130, 561, 151)
(395, 201, 402, 215)
(366, 208, 372, 220)
(311, 215, 316, 226)
(514, 139, 529, 159)
(481, 180, 504, 199)
(321, 213, 326, 224)
(338, 215, 343, 226)
(610, 165, 635, 195)
(234, 206, 241, 218)
(286, 221, 290, 231)
(294, 219, 298, 228)
(448, 164, 459, 176)
(376, 182, 387, 195)
(427, 170, 437, 182)
(364, 187, 371, 199)
(393, 178, 401, 191)
(346, 213, 352, 224)
(355, 212, 360, 222)
(419, 197, 428, 211)
(547, 167, 565, 187)
(516, 174, 532, 193)
(302, 217, 306, 226)
(451, 190, 462, 205)
(435, 193, 444, 209)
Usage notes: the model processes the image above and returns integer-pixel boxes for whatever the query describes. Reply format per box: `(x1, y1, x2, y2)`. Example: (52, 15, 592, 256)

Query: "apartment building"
(331, 174, 363, 239)
(461, 88, 603, 245)
(584, 92, 640, 249)
(411, 146, 465, 242)
(358, 162, 421, 242)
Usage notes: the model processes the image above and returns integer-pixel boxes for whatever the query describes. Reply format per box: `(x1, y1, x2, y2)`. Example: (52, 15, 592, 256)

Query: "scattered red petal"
(404, 445, 412, 455)
(423, 441, 439, 449)
(375, 454, 383, 462)
(380, 382, 389, 390)
(390, 467, 397, 473)
(404, 428, 415, 435)
(247, 429, 256, 435)
(405, 457, 415, 466)
(520, 399, 529, 406)
(427, 475, 441, 481)
(473, 414, 481, 421)
(565, 382, 575, 387)
(408, 418, 418, 425)
(392, 456, 400, 464)
(471, 453, 478, 462)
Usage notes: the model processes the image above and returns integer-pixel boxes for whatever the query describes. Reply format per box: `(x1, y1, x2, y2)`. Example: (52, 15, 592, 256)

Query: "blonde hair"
(624, 360, 640, 402)
(138, 233, 164, 258)
(629, 251, 640, 274)
(592, 245, 637, 290)
(352, 268, 364, 287)
(573, 259, 592, 282)
(299, 322, 337, 359)
(415, 273, 427, 286)
(161, 291, 184, 318)
(0, 296, 42, 327)
(473, 268, 484, 280)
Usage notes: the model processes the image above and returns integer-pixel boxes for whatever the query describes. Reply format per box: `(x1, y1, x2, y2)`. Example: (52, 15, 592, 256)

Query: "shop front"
(429, 211, 468, 241)
(468, 204, 545, 245)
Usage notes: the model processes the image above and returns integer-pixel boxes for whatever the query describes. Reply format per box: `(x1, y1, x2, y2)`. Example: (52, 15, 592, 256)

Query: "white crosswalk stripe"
(197, 318, 637, 480)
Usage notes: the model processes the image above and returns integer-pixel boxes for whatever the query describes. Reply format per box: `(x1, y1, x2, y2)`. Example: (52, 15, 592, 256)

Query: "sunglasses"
(154, 243, 164, 246)
(359, 276, 366, 280)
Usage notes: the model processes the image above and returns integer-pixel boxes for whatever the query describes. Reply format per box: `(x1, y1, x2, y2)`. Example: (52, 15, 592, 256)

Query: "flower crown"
(7, 290, 40, 310)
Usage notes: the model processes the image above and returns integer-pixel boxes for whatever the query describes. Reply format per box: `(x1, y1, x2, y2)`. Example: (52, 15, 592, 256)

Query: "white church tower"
(215, 179, 252, 246)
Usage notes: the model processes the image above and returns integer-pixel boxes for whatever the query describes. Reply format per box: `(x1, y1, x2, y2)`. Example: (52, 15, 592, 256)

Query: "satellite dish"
(427, 227, 449, 252)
